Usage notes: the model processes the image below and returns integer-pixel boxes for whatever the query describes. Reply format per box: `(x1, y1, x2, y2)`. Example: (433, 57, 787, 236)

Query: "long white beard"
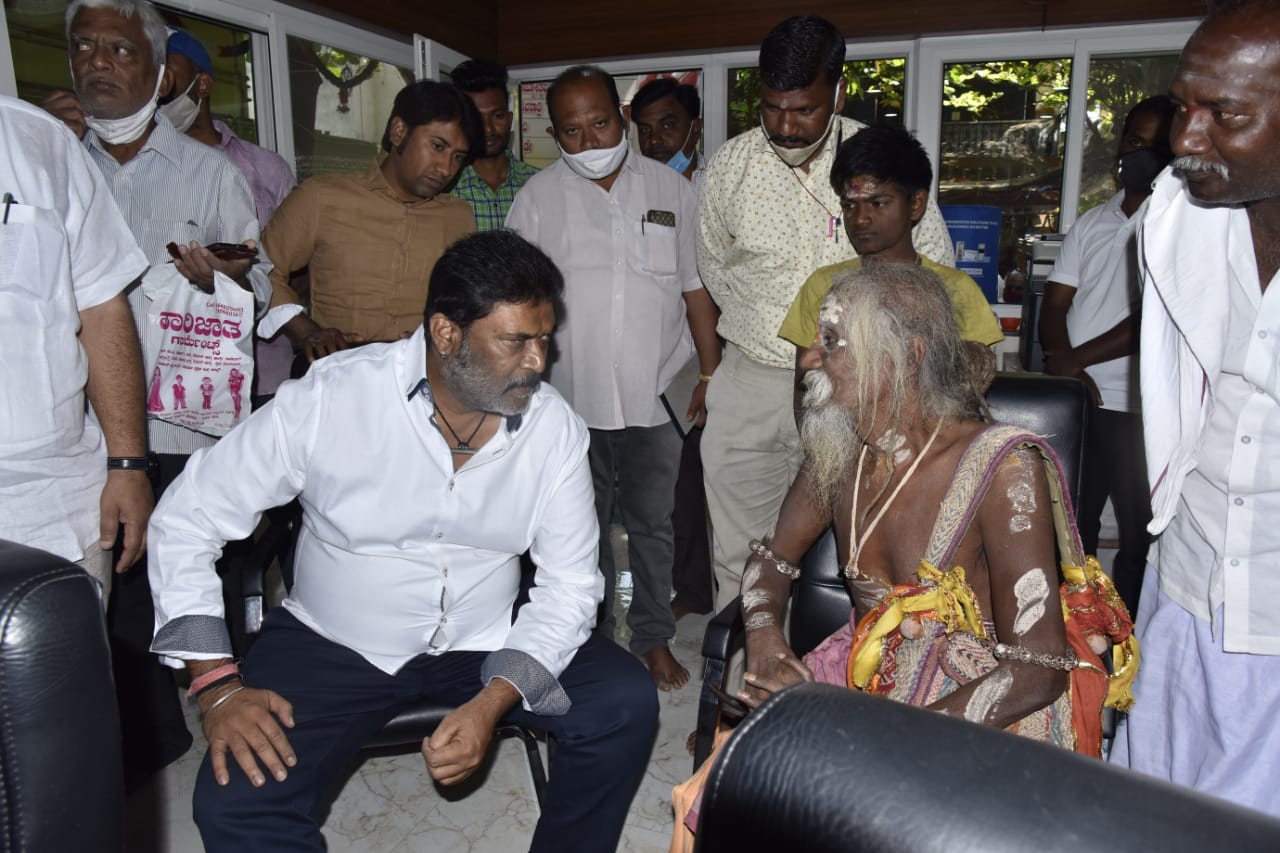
(799, 370, 856, 515)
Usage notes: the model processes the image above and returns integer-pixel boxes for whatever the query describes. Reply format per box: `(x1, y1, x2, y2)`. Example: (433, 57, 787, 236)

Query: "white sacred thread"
(964, 667, 1013, 723)
(1009, 515, 1032, 534)
(1012, 568, 1050, 637)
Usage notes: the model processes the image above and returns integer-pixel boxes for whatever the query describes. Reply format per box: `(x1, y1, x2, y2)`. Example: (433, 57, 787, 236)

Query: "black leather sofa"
(694, 682, 1280, 853)
(0, 539, 123, 853)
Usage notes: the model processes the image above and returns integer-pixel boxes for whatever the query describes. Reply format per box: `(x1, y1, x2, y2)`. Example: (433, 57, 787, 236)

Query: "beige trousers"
(700, 342, 803, 612)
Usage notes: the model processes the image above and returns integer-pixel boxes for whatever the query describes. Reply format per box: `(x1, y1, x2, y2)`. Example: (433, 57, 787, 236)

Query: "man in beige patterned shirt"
(697, 15, 954, 608)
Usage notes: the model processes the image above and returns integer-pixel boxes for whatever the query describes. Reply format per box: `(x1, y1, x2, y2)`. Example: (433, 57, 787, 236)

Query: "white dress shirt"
(1049, 191, 1144, 412)
(84, 113, 272, 454)
(149, 327, 601, 712)
(1140, 172, 1280, 653)
(0, 96, 149, 561)
(506, 153, 698, 429)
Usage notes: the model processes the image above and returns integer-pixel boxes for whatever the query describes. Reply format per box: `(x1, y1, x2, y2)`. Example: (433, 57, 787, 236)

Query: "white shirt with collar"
(0, 96, 149, 561)
(1140, 171, 1280, 653)
(1049, 190, 1144, 412)
(84, 113, 272, 455)
(506, 152, 699, 430)
(148, 327, 602, 713)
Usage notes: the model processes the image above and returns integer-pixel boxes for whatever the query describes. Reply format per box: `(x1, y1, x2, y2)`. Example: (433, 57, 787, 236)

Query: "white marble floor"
(122, 528, 710, 852)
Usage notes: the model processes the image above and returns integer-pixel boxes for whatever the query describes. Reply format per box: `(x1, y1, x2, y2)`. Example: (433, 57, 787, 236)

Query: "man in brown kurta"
(259, 81, 479, 361)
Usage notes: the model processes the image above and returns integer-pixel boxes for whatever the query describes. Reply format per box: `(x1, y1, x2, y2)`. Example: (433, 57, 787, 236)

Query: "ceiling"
(294, 0, 1204, 66)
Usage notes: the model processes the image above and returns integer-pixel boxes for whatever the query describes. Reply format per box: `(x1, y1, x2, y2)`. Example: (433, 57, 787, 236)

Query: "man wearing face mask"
(1039, 95, 1175, 615)
(632, 77, 704, 188)
(161, 28, 297, 398)
(38, 0, 272, 781)
(161, 30, 294, 228)
(632, 75, 719, 621)
(505, 66, 720, 691)
(696, 15, 954, 610)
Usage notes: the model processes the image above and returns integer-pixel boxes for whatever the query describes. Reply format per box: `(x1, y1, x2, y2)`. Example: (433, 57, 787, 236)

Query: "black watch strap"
(107, 456, 151, 472)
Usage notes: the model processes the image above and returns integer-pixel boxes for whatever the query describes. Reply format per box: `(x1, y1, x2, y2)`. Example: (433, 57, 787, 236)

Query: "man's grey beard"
(1171, 155, 1228, 181)
(440, 339, 539, 417)
(800, 370, 857, 515)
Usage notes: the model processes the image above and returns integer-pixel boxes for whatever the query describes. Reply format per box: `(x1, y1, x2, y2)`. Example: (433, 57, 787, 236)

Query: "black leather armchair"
(0, 540, 123, 853)
(695, 374, 1091, 767)
(694, 682, 1280, 853)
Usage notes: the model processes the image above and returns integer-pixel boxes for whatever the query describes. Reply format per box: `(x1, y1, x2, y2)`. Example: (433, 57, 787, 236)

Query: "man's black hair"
(630, 77, 701, 122)
(425, 231, 564, 330)
(759, 15, 845, 92)
(829, 124, 933, 198)
(381, 80, 483, 161)
(546, 65, 621, 126)
(449, 59, 509, 94)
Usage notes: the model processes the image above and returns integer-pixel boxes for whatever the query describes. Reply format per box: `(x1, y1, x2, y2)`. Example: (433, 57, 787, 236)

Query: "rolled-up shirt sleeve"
(485, 420, 601, 714)
(149, 371, 322, 666)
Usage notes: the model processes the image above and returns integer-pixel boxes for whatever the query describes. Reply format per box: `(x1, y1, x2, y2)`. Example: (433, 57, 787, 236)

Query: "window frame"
(0, 0, 414, 180)
(511, 21, 1194, 233)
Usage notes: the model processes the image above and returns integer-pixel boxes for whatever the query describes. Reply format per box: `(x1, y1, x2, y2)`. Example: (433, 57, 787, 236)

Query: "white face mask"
(157, 76, 200, 134)
(558, 131, 629, 180)
(761, 85, 840, 168)
(82, 62, 166, 145)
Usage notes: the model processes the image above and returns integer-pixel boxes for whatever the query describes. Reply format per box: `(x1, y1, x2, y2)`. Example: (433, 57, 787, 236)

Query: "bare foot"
(672, 601, 693, 621)
(641, 645, 690, 691)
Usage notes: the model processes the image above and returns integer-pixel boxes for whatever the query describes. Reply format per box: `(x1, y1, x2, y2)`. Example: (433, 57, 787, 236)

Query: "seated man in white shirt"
(147, 231, 659, 852)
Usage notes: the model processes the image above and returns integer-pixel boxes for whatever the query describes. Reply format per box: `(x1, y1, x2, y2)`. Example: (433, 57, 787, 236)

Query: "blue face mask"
(663, 122, 696, 174)
(666, 147, 693, 174)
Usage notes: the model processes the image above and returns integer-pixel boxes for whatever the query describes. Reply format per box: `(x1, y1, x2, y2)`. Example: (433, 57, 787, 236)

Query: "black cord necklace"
(433, 405, 487, 454)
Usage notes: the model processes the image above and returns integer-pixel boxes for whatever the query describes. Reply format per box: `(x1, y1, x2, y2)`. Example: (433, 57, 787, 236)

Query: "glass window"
(6, 4, 260, 141)
(286, 35, 413, 180)
(1077, 52, 1180, 216)
(725, 58, 907, 140)
(517, 68, 701, 171)
(937, 58, 1071, 280)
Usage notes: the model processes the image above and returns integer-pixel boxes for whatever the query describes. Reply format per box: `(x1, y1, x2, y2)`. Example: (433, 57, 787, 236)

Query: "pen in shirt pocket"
(2, 192, 17, 225)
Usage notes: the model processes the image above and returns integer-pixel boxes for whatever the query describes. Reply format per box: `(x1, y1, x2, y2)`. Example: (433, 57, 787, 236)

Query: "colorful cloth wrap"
(806, 424, 1139, 757)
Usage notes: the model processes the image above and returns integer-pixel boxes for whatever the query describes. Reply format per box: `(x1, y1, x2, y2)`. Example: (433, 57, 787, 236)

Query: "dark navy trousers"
(193, 609, 658, 852)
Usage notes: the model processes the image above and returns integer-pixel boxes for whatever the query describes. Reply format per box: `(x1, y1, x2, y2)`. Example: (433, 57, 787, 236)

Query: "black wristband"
(107, 456, 151, 472)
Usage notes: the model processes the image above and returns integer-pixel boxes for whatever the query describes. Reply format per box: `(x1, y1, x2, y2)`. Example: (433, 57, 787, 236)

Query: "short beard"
(440, 337, 539, 417)
(799, 370, 857, 516)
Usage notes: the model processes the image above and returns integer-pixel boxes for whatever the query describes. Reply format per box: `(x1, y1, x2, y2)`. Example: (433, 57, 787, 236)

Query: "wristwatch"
(107, 456, 157, 477)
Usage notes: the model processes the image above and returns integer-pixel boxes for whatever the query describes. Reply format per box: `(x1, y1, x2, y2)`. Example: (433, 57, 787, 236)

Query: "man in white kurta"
(0, 94, 150, 592)
(506, 66, 719, 690)
(1110, 2, 1280, 818)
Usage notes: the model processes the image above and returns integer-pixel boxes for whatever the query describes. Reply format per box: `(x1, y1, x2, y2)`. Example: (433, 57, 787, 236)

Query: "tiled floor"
(122, 527, 709, 852)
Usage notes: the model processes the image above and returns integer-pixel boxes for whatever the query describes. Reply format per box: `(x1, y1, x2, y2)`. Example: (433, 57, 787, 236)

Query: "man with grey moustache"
(1109, 0, 1280, 817)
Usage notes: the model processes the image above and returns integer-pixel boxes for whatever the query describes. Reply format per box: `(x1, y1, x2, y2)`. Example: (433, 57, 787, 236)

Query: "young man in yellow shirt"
(779, 124, 1001, 377)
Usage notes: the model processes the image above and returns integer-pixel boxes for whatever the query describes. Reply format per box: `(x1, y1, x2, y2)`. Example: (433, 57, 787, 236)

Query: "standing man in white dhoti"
(1111, 0, 1280, 818)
